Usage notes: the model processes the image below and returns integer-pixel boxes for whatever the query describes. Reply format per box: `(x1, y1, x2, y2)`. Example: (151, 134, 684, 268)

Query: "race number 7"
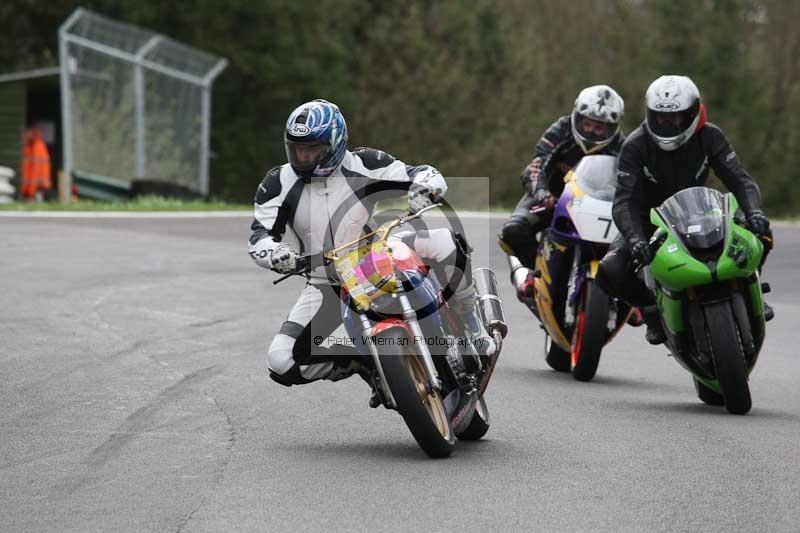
(597, 217, 613, 239)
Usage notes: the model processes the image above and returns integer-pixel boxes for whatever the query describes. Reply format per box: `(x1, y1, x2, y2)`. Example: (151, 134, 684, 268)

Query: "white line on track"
(0, 210, 501, 220)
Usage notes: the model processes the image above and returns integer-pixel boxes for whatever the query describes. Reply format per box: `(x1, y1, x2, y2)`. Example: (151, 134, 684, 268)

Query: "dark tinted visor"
(286, 141, 330, 172)
(647, 108, 694, 137)
(574, 113, 614, 143)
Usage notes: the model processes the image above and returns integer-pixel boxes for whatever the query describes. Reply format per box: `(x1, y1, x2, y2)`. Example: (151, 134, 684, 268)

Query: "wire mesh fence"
(59, 8, 226, 196)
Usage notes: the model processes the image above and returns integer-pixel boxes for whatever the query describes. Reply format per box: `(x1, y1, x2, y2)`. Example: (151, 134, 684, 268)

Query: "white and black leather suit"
(248, 148, 474, 386)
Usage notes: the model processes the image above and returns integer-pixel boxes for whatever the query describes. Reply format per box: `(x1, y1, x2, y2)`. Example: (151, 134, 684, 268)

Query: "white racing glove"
(268, 243, 298, 274)
(408, 184, 441, 214)
(249, 239, 298, 274)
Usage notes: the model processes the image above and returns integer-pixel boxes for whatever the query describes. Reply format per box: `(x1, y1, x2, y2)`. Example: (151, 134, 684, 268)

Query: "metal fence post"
(58, 9, 84, 204)
(200, 85, 210, 196)
(133, 63, 145, 180)
(200, 59, 227, 197)
(134, 36, 161, 181)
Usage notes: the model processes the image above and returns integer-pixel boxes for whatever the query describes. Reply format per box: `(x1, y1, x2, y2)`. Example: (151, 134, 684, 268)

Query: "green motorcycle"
(644, 186, 770, 415)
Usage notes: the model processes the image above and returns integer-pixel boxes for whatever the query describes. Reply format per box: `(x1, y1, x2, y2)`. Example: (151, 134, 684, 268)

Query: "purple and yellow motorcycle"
(524, 155, 632, 381)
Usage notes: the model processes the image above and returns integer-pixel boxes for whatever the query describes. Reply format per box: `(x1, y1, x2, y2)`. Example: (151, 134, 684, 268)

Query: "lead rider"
(248, 99, 490, 395)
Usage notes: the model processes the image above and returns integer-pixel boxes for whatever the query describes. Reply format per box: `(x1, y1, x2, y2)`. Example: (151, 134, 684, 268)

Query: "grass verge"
(0, 196, 251, 211)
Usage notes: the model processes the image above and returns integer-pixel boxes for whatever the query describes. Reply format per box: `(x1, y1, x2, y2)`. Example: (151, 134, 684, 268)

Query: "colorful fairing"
(534, 155, 630, 352)
(334, 241, 398, 312)
(550, 155, 620, 244)
(342, 257, 443, 357)
(550, 186, 582, 241)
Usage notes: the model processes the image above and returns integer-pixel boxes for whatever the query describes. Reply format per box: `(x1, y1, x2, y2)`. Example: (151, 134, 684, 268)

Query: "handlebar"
(271, 203, 443, 285)
(271, 252, 327, 285)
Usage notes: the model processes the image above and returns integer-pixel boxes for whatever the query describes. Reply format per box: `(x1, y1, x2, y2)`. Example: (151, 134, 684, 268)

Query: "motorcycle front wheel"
(376, 329, 456, 458)
(704, 301, 752, 415)
(570, 280, 609, 382)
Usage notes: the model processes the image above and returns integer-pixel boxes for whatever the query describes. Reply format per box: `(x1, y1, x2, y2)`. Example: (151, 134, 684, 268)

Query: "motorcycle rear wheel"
(704, 301, 752, 415)
(376, 329, 456, 457)
(456, 396, 490, 441)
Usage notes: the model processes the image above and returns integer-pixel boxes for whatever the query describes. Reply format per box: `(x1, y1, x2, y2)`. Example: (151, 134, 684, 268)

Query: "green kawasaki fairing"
(648, 191, 765, 395)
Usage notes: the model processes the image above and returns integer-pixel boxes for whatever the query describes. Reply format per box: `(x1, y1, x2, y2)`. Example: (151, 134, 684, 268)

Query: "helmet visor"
(286, 141, 331, 173)
(647, 109, 695, 138)
(573, 113, 615, 144)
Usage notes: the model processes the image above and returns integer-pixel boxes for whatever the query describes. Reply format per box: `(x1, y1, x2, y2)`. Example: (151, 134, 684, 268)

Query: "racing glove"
(746, 211, 771, 238)
(408, 184, 441, 214)
(631, 240, 653, 267)
(530, 188, 556, 211)
(268, 243, 298, 274)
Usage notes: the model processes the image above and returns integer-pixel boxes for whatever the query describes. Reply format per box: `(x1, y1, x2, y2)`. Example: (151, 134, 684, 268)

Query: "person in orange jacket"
(21, 128, 52, 200)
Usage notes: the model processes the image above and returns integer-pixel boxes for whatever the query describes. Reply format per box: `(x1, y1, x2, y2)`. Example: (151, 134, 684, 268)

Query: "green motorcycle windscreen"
(649, 187, 764, 292)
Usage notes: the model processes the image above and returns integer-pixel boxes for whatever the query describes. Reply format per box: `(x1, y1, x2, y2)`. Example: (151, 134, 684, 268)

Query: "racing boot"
(324, 359, 364, 382)
(763, 301, 775, 322)
(356, 365, 381, 408)
(627, 307, 645, 327)
(509, 255, 537, 303)
(643, 306, 666, 345)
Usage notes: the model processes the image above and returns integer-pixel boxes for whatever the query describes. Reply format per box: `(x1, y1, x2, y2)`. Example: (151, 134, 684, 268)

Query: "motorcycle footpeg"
(368, 388, 381, 409)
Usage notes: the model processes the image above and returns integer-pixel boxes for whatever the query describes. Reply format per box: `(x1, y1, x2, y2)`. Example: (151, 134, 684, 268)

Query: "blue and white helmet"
(284, 99, 348, 180)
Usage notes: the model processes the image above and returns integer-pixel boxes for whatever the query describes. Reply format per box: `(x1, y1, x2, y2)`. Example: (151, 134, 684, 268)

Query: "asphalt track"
(1, 212, 798, 531)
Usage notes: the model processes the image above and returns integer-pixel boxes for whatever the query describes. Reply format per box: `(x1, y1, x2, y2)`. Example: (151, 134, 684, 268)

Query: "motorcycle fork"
(565, 247, 583, 329)
(397, 292, 442, 392)
(359, 290, 443, 408)
(358, 313, 397, 409)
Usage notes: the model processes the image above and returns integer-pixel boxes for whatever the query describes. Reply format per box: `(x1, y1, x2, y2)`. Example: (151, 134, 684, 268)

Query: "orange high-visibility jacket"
(21, 128, 52, 198)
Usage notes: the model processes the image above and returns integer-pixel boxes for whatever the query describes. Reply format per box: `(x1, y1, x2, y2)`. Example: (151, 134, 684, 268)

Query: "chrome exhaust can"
(473, 268, 508, 339)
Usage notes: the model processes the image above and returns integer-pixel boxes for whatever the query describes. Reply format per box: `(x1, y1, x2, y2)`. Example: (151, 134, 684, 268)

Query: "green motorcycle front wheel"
(703, 301, 752, 415)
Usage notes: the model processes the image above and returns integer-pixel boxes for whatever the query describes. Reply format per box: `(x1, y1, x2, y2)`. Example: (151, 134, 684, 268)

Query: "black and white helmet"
(570, 85, 624, 154)
(645, 75, 701, 152)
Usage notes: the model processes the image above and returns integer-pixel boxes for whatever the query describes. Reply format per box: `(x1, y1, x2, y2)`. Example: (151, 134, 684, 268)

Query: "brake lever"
(272, 256, 311, 285)
(403, 202, 442, 223)
(757, 233, 774, 250)
(271, 253, 333, 285)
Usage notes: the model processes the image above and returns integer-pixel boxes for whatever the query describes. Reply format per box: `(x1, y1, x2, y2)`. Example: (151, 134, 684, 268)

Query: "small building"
(0, 67, 61, 196)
